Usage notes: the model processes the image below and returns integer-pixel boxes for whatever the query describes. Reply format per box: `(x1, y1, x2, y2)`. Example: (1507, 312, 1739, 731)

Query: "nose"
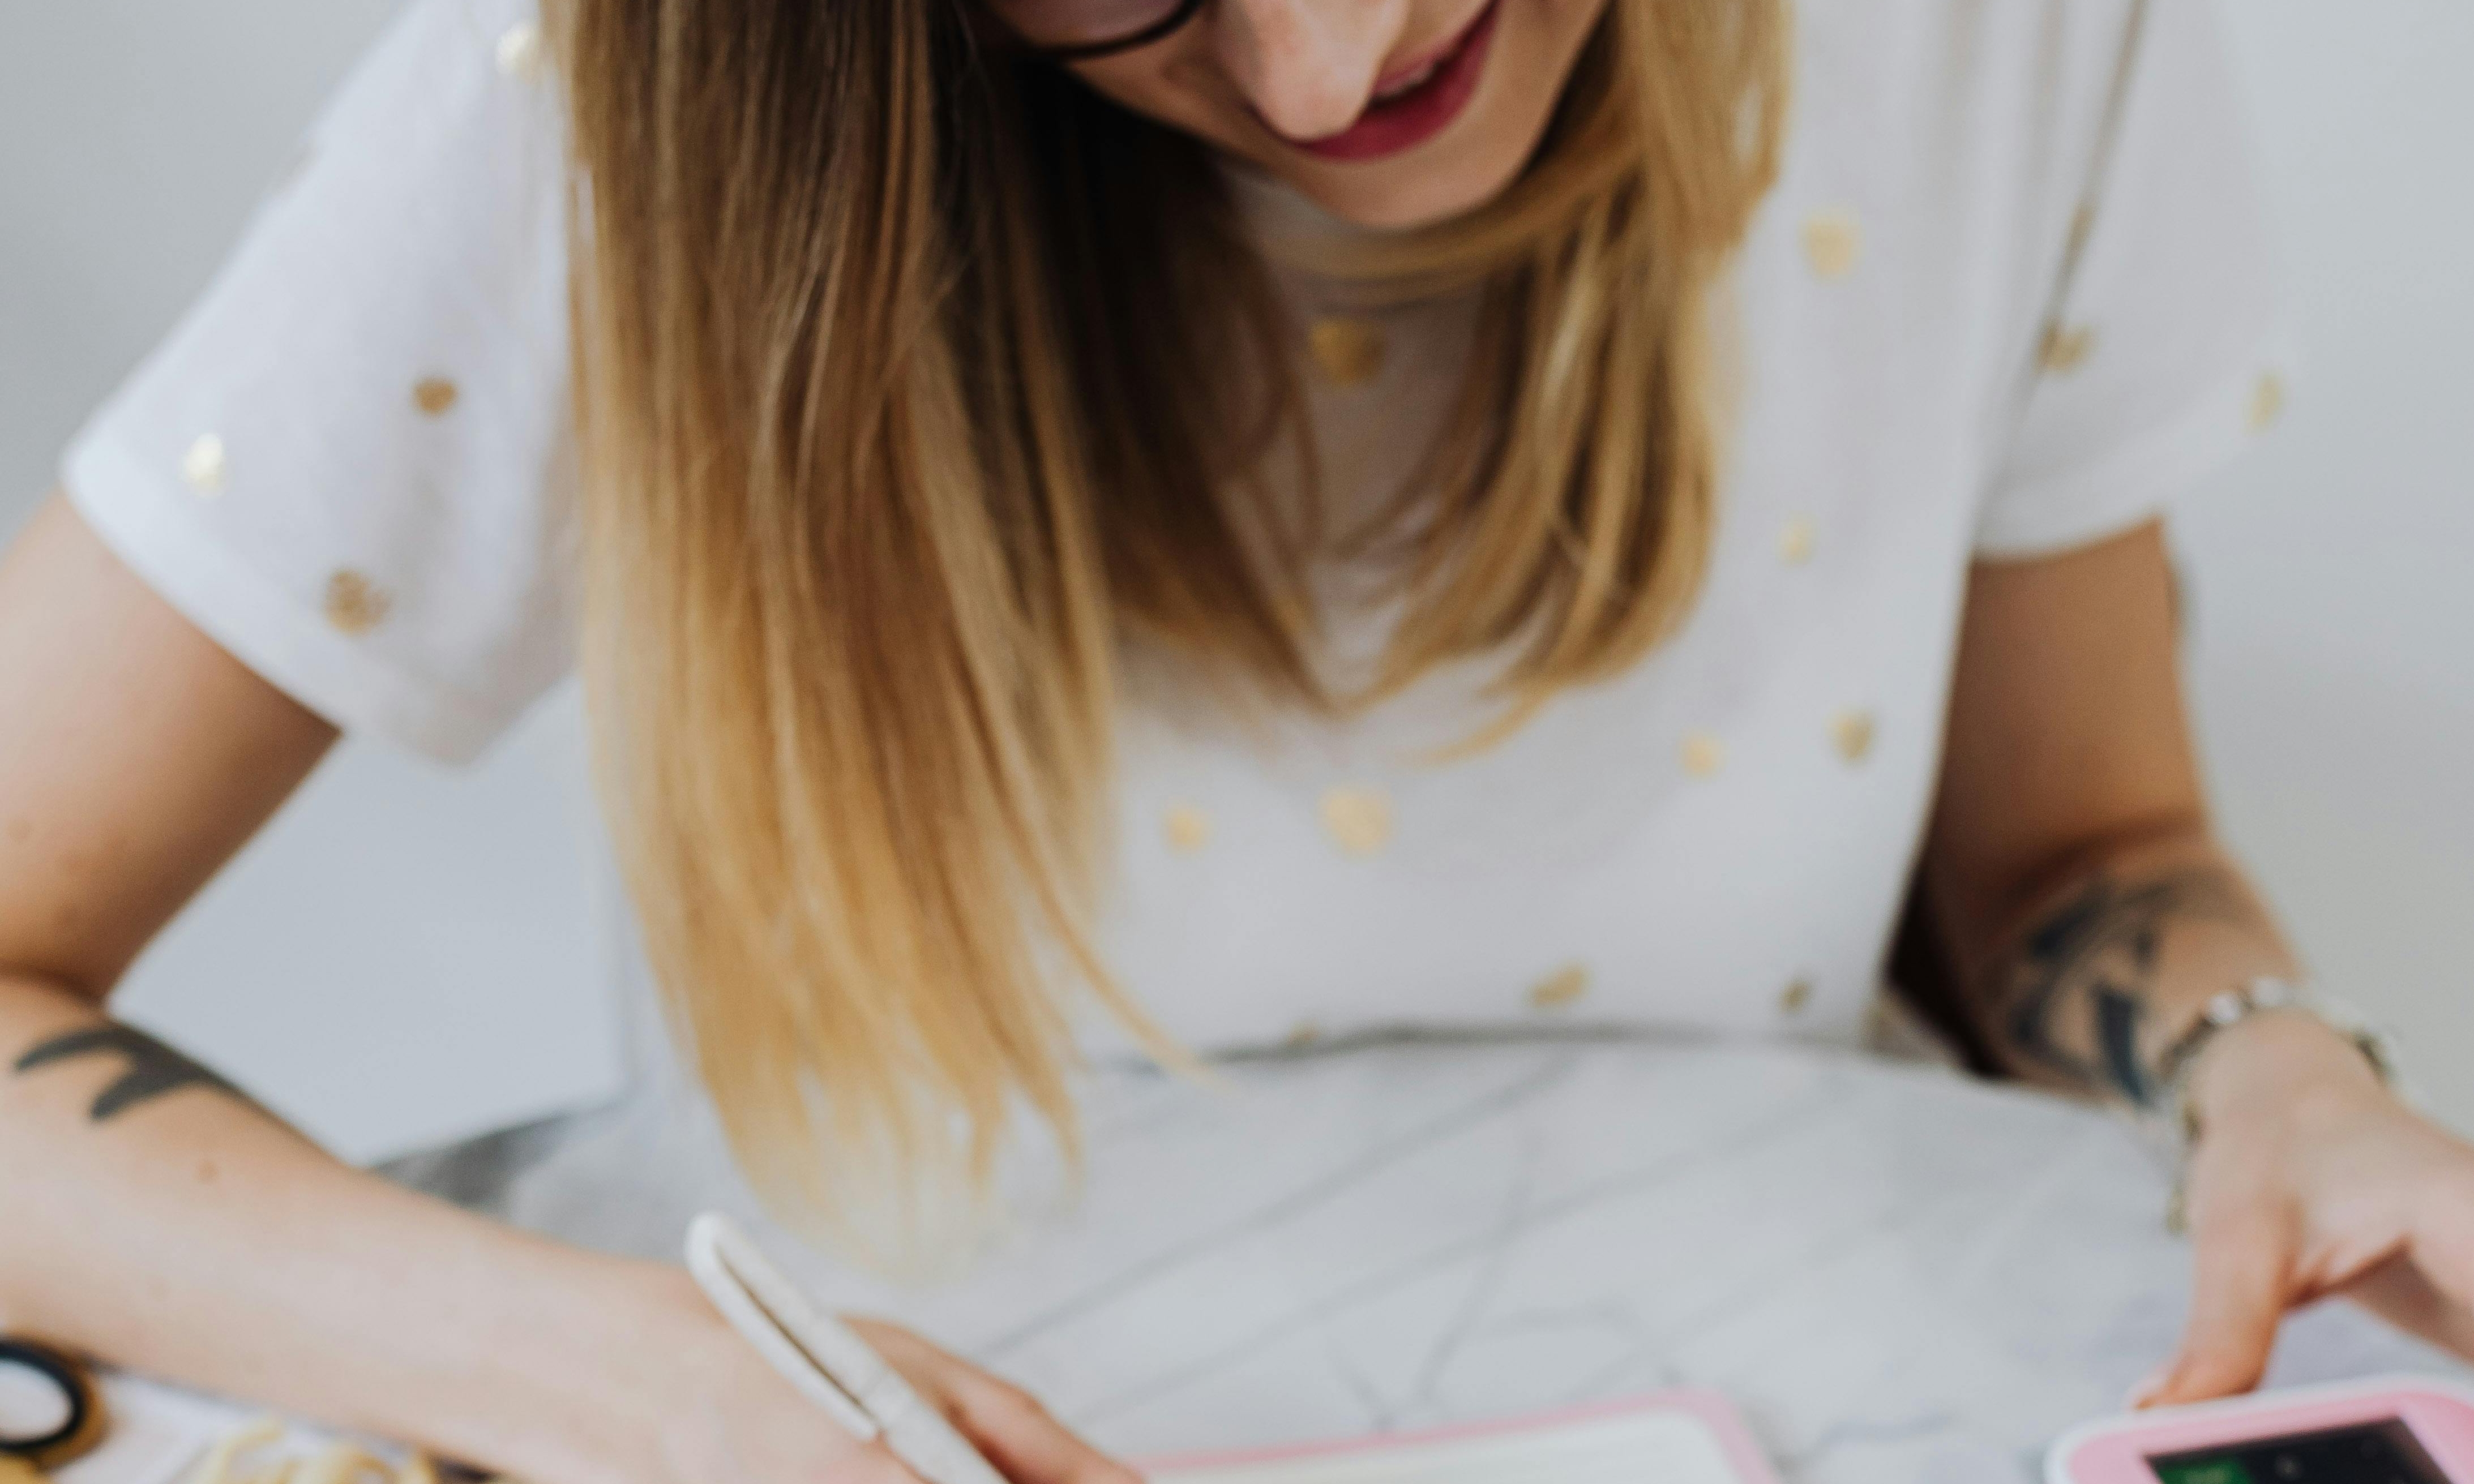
(1212, 0, 1415, 143)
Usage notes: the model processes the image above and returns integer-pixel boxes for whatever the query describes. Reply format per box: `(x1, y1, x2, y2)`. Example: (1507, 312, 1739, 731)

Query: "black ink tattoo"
(1998, 868, 2245, 1107)
(12, 1024, 257, 1123)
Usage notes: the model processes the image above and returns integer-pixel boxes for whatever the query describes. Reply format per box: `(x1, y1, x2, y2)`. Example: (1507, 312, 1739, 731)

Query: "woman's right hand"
(622, 1270, 1138, 1484)
(0, 507, 1132, 1484)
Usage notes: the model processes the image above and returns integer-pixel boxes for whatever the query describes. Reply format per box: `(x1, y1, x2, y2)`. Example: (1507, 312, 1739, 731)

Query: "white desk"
(802, 1037, 2463, 1482)
(73, 1036, 2468, 1483)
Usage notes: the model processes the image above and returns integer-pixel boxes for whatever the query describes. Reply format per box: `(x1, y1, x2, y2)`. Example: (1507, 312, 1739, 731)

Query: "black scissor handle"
(0, 1337, 101, 1466)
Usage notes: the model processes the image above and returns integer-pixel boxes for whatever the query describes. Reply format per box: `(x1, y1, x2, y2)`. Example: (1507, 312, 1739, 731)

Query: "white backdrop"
(2180, 6, 2474, 1129)
(1, 2, 2468, 1159)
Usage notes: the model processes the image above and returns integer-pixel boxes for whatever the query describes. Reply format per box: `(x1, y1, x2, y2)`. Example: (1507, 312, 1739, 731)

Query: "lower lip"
(1292, 2, 1500, 164)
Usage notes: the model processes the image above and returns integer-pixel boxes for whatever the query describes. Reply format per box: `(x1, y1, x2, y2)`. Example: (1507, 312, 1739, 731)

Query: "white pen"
(684, 1212, 1013, 1484)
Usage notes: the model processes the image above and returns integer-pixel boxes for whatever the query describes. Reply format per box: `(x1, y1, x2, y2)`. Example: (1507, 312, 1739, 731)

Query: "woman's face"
(1061, 0, 1613, 231)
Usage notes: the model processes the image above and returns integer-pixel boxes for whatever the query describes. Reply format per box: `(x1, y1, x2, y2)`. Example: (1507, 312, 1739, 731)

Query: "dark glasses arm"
(1009, 0, 1207, 62)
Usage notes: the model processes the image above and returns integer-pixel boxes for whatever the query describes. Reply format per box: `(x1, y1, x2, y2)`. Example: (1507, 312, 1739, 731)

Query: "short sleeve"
(61, 0, 575, 764)
(1976, 0, 2291, 559)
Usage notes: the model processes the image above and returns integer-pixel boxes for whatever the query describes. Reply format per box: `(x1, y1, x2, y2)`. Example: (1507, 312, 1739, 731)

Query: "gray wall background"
(2, 2, 2468, 1160)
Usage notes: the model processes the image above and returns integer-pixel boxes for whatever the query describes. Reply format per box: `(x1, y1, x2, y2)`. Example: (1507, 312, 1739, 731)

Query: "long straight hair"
(553, 0, 1788, 1260)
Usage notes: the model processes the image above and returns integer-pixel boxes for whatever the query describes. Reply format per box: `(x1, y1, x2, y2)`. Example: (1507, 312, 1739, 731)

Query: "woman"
(2, 0, 2469, 1478)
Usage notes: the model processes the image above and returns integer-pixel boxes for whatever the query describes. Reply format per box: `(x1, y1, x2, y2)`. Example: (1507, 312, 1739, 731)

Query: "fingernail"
(2126, 1365, 2173, 1410)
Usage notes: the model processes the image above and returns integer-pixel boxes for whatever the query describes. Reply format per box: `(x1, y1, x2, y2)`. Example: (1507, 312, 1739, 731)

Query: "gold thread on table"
(294, 1445, 394, 1484)
(1779, 514, 1818, 566)
(2038, 323, 2098, 374)
(1680, 732, 1726, 779)
(1528, 963, 1591, 1011)
(2248, 371, 2286, 432)
(1801, 209, 1862, 281)
(1306, 317, 1388, 387)
(1830, 709, 1877, 764)
(181, 434, 228, 496)
(1319, 786, 1393, 857)
(1164, 804, 1212, 855)
(187, 1417, 441, 1484)
(192, 1419, 286, 1484)
(323, 570, 392, 635)
(1282, 1020, 1324, 1052)
(412, 378, 460, 417)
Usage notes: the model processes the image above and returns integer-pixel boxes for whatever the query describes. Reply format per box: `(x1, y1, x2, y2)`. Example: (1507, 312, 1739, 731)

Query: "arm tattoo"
(12, 1023, 259, 1123)
(1996, 867, 2246, 1107)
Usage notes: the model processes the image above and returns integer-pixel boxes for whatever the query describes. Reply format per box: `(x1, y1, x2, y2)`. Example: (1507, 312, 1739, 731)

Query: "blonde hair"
(553, 0, 1788, 1259)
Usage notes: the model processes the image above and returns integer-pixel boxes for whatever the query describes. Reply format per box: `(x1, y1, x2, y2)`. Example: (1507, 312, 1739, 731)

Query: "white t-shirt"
(63, 0, 2285, 1059)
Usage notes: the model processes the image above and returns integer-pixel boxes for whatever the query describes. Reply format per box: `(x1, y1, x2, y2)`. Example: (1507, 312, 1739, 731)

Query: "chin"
(1282, 135, 1538, 232)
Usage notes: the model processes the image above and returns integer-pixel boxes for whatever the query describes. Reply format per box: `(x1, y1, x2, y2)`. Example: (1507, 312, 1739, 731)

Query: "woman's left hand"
(2136, 1012, 2474, 1408)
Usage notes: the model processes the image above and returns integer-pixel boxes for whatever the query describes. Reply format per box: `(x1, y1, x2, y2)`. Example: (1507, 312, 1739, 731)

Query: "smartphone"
(2050, 1376, 2474, 1483)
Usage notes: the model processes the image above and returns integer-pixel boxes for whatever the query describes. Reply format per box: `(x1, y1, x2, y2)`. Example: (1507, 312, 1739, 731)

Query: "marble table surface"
(70, 1033, 2468, 1482)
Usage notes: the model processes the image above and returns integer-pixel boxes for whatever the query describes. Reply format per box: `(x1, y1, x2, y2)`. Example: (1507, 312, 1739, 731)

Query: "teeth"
(1373, 57, 1440, 102)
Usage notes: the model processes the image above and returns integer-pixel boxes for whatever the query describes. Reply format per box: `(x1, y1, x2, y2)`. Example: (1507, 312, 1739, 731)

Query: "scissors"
(0, 1339, 105, 1481)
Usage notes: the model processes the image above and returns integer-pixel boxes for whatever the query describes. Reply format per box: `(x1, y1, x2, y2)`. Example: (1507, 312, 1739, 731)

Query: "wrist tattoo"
(1995, 867, 2246, 1107)
(12, 1023, 260, 1123)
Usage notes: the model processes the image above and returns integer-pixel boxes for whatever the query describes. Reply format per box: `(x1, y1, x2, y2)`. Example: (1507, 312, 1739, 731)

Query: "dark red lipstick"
(1290, 1, 1501, 164)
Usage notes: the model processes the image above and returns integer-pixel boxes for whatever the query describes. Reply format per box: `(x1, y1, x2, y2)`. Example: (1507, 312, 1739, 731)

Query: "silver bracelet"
(2154, 976, 2406, 1234)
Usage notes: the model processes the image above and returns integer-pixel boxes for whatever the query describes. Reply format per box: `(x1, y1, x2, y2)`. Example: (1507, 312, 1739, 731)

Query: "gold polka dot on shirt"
(1307, 317, 1388, 387)
(2038, 322, 2097, 374)
(1528, 963, 1590, 1011)
(1680, 732, 1726, 779)
(496, 21, 545, 78)
(1319, 786, 1393, 858)
(323, 570, 392, 635)
(1779, 514, 1818, 566)
(181, 434, 228, 497)
(2248, 371, 2286, 432)
(1164, 804, 1212, 854)
(1780, 977, 1815, 1015)
(413, 378, 460, 417)
(1801, 209, 1863, 281)
(1830, 708, 1877, 764)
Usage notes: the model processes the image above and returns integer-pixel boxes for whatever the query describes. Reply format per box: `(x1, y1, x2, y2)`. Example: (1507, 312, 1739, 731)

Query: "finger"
(842, 1447, 933, 1484)
(848, 1321, 1138, 1484)
(939, 1371, 1140, 1484)
(2145, 1200, 2296, 1407)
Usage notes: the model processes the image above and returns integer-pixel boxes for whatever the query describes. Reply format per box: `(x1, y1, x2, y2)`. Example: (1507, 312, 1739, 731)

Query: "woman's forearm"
(0, 972, 704, 1482)
(1945, 826, 2312, 1110)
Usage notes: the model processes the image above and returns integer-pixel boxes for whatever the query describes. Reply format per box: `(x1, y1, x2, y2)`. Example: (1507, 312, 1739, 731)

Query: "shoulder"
(1789, 0, 2151, 203)
(59, 0, 581, 763)
(293, 0, 569, 268)
(1794, 0, 2148, 123)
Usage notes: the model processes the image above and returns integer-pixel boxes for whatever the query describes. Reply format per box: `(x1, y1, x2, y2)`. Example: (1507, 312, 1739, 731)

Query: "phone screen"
(2147, 1417, 2449, 1484)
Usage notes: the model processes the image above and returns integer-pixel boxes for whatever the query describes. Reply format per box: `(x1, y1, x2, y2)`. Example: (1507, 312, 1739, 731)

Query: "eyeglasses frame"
(1000, 0, 1208, 62)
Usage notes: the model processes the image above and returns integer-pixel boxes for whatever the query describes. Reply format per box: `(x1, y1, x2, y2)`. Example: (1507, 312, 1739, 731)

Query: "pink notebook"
(1144, 1391, 1781, 1484)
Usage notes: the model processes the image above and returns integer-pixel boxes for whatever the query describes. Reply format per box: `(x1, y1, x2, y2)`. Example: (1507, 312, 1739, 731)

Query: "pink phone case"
(2047, 1374, 2474, 1482)
(1142, 1388, 1782, 1481)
